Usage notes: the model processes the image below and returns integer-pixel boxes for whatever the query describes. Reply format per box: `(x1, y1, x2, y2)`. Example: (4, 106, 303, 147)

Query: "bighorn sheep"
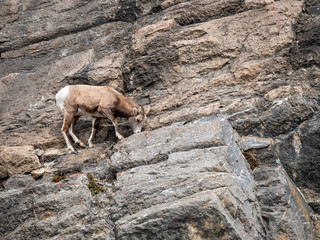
(55, 85, 149, 152)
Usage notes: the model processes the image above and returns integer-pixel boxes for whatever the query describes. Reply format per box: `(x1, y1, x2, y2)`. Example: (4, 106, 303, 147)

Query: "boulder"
(0, 145, 40, 178)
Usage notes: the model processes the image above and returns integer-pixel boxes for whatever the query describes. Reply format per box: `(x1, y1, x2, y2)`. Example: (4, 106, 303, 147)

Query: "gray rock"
(108, 119, 315, 239)
(3, 174, 35, 189)
(0, 118, 318, 239)
(0, 173, 114, 240)
(239, 136, 273, 151)
(254, 165, 315, 239)
(31, 168, 53, 179)
(110, 119, 240, 173)
(0, 0, 320, 239)
(275, 113, 320, 214)
(40, 148, 69, 163)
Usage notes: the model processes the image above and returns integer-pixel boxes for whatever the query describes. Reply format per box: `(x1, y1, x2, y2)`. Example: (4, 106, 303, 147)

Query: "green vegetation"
(51, 174, 66, 183)
(87, 173, 104, 195)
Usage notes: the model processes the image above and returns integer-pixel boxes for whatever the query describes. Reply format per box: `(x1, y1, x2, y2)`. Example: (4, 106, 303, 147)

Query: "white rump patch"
(55, 86, 69, 111)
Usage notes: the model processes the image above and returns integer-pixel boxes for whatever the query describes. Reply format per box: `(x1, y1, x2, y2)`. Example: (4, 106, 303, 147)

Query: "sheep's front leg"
(112, 118, 124, 140)
(88, 118, 99, 148)
(100, 108, 124, 140)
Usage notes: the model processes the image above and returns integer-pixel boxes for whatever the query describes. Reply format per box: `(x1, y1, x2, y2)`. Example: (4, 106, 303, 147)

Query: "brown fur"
(67, 85, 140, 118)
(56, 85, 148, 152)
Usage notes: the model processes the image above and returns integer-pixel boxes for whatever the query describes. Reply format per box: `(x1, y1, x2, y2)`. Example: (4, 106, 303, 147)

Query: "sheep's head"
(128, 105, 150, 133)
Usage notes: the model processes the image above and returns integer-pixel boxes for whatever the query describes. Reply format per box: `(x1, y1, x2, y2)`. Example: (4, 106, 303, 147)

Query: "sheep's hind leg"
(68, 116, 87, 148)
(61, 113, 77, 152)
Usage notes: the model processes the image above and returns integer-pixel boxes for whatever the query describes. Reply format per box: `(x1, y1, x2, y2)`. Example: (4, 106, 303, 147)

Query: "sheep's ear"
(133, 108, 138, 115)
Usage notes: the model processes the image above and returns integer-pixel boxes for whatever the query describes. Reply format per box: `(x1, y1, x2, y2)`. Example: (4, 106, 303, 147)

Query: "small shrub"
(52, 175, 66, 183)
(87, 173, 104, 195)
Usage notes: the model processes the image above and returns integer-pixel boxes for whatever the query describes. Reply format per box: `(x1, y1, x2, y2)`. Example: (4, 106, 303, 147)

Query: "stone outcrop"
(0, 145, 40, 178)
(1, 118, 318, 239)
(0, 173, 114, 240)
(1, 0, 320, 239)
(110, 120, 263, 239)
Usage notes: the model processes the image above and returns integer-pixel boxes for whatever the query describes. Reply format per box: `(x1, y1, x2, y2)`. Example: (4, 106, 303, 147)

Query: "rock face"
(1, 118, 317, 239)
(1, 0, 320, 239)
(0, 145, 40, 178)
(110, 119, 264, 239)
(0, 173, 114, 240)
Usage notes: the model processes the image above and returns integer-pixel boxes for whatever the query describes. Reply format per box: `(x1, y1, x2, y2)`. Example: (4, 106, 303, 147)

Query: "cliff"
(1, 0, 320, 239)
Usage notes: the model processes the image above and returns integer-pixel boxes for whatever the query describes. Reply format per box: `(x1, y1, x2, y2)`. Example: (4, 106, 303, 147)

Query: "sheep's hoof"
(67, 148, 78, 154)
(79, 143, 87, 148)
(116, 133, 124, 140)
(72, 150, 78, 154)
(88, 143, 95, 148)
(77, 141, 87, 148)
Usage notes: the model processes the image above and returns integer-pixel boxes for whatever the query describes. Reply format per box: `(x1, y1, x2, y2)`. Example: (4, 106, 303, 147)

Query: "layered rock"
(0, 0, 311, 145)
(109, 119, 265, 239)
(1, 118, 317, 239)
(1, 0, 320, 239)
(0, 173, 114, 240)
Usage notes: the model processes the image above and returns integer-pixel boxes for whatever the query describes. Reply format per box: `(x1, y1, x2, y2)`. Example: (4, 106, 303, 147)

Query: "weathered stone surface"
(0, 0, 118, 53)
(254, 165, 315, 239)
(31, 168, 53, 179)
(229, 95, 319, 137)
(0, 0, 311, 147)
(1, 0, 320, 239)
(3, 174, 35, 189)
(239, 136, 273, 151)
(1, 118, 318, 239)
(40, 148, 69, 163)
(0, 145, 40, 178)
(128, 0, 304, 129)
(110, 117, 240, 172)
(0, 173, 114, 240)
(40, 144, 111, 178)
(107, 118, 316, 239)
(274, 113, 320, 214)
